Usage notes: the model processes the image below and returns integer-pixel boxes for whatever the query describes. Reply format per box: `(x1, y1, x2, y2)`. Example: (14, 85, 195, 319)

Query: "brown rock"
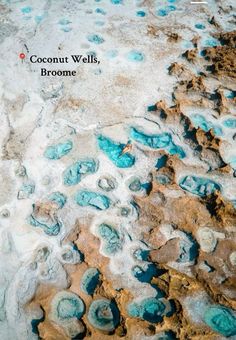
(150, 238, 181, 263)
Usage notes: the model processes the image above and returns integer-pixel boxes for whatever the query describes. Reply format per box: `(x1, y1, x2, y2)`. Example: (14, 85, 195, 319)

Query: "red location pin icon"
(19, 53, 26, 59)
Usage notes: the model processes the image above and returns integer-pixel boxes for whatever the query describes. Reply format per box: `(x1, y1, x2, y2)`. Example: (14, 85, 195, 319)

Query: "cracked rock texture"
(0, 0, 235, 340)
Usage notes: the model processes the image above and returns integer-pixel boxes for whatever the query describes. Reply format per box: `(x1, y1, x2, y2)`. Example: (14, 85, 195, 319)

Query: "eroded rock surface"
(0, 1, 235, 339)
